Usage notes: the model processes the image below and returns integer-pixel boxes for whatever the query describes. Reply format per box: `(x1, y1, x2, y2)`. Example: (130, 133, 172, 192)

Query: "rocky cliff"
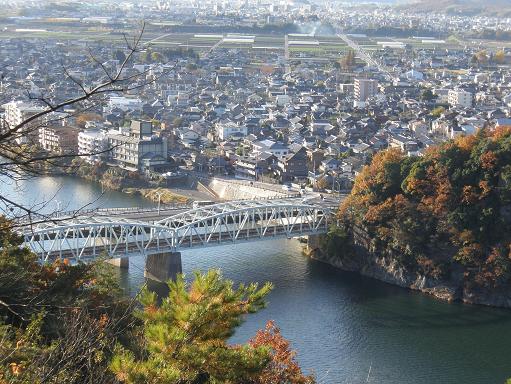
(307, 235, 511, 308)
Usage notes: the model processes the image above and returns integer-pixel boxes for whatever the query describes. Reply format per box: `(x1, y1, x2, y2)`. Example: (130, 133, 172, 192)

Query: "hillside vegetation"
(337, 128, 511, 295)
(399, 0, 511, 17)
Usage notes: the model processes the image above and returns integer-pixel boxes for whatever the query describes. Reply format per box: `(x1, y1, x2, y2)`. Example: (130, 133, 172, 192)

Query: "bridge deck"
(20, 197, 337, 263)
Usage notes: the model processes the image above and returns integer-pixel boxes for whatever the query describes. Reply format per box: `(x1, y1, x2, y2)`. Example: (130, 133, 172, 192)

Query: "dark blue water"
(123, 240, 511, 384)
(3, 176, 511, 383)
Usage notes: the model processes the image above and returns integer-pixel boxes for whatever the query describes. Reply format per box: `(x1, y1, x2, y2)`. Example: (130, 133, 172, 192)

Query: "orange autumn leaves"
(249, 321, 314, 384)
(339, 128, 511, 286)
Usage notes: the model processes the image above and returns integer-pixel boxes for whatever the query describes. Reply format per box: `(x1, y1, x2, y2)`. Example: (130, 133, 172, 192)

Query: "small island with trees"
(319, 127, 511, 308)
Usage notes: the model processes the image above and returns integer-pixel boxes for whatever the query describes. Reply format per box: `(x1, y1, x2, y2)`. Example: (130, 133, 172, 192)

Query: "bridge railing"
(15, 202, 194, 225)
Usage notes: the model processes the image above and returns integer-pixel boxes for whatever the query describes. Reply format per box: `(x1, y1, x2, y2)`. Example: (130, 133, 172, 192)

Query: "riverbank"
(123, 187, 190, 204)
(306, 236, 511, 309)
(59, 159, 196, 204)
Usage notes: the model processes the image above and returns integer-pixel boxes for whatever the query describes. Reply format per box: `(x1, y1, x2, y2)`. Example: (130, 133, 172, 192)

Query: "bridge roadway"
(21, 196, 341, 265)
(22, 193, 342, 225)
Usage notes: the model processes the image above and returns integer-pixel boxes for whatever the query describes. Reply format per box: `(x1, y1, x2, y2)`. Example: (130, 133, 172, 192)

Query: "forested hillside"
(333, 128, 511, 305)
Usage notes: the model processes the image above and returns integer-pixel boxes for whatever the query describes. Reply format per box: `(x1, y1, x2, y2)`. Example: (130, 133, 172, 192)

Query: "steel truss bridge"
(21, 199, 334, 263)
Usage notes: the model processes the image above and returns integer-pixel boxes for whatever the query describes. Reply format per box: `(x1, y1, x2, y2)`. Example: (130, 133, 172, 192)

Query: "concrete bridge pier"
(106, 257, 129, 269)
(304, 234, 325, 258)
(144, 252, 182, 283)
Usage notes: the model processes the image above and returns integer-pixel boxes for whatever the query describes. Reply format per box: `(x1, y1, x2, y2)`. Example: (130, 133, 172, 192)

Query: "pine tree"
(111, 270, 275, 384)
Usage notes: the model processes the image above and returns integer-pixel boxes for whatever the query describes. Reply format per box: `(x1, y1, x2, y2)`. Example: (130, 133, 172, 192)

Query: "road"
(336, 31, 394, 80)
(146, 32, 172, 44)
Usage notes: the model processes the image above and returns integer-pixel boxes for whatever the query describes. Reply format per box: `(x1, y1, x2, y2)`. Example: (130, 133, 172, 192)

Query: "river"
(2, 175, 511, 383)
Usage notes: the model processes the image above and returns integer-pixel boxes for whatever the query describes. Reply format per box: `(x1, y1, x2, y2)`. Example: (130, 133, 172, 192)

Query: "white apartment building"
(252, 139, 289, 159)
(78, 128, 108, 163)
(448, 90, 472, 108)
(215, 121, 248, 140)
(2, 101, 46, 144)
(106, 96, 143, 113)
(433, 88, 450, 104)
(39, 126, 80, 154)
(354, 79, 378, 107)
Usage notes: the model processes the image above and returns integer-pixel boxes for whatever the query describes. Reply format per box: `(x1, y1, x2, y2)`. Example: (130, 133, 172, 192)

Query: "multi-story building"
(78, 128, 109, 163)
(39, 126, 80, 154)
(2, 101, 46, 144)
(448, 90, 472, 108)
(106, 96, 143, 113)
(276, 147, 308, 182)
(215, 120, 248, 141)
(252, 139, 290, 159)
(107, 120, 168, 172)
(433, 88, 450, 104)
(235, 153, 276, 179)
(354, 79, 378, 107)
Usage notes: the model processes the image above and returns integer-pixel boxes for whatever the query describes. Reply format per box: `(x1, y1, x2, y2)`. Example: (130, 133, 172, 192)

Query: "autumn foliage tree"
(338, 128, 511, 289)
(0, 217, 133, 383)
(248, 321, 314, 384)
(495, 49, 506, 64)
(339, 49, 356, 70)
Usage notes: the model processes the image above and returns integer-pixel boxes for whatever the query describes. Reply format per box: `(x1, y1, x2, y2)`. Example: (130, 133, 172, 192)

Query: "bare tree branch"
(0, 22, 178, 223)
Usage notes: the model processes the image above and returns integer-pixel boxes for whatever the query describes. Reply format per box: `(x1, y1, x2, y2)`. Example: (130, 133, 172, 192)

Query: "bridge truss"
(21, 199, 332, 263)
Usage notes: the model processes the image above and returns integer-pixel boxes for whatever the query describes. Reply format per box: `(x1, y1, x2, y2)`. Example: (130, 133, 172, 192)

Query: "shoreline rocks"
(306, 242, 511, 309)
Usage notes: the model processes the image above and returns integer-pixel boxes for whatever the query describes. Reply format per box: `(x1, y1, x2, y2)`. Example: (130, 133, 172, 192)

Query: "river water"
(3, 176, 511, 383)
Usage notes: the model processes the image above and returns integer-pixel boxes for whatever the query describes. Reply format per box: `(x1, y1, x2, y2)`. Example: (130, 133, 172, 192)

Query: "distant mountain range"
(398, 0, 511, 16)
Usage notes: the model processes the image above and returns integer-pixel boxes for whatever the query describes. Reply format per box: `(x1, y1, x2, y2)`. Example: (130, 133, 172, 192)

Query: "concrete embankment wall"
(197, 180, 220, 199)
(201, 178, 289, 200)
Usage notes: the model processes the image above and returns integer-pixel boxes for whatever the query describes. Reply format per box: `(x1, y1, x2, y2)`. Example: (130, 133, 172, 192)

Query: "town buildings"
(2, 1, 511, 194)
(78, 128, 108, 163)
(448, 90, 473, 108)
(215, 121, 248, 141)
(39, 126, 80, 154)
(2, 101, 46, 144)
(107, 120, 168, 172)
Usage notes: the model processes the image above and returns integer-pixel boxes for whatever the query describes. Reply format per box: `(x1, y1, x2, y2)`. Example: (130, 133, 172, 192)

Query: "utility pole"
(155, 191, 164, 216)
(54, 199, 62, 218)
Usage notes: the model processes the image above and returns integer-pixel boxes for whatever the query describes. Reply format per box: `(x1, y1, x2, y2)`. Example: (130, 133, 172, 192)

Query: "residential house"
(276, 147, 308, 182)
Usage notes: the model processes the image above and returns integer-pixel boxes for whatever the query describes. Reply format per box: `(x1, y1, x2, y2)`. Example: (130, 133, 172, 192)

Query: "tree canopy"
(339, 128, 511, 288)
(111, 270, 274, 383)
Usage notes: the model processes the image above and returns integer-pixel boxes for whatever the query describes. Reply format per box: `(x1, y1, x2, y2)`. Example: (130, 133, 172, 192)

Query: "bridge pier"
(304, 234, 325, 258)
(144, 252, 182, 283)
(106, 257, 129, 269)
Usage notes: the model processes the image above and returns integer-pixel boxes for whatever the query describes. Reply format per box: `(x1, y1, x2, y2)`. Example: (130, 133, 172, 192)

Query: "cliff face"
(309, 235, 511, 308)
